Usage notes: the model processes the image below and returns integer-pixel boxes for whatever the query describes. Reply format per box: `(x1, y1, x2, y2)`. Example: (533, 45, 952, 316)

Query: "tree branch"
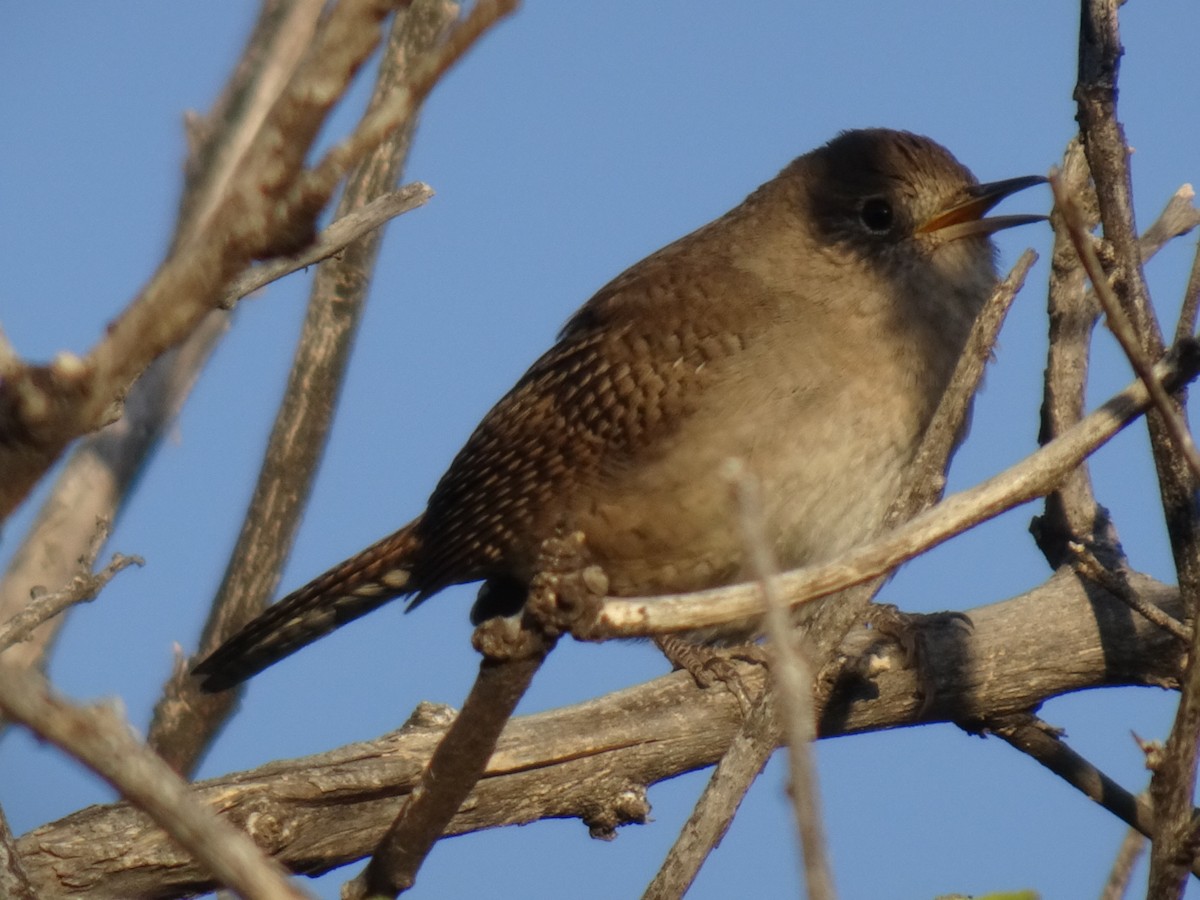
(148, 0, 452, 781)
(1075, 2, 1200, 891)
(0, 523, 142, 653)
(1051, 174, 1200, 477)
(0, 804, 35, 900)
(15, 570, 1185, 898)
(0, 664, 311, 900)
(0, 0, 512, 520)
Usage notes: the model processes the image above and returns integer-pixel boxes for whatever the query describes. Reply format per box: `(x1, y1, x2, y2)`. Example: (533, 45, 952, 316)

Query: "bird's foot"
(654, 634, 767, 716)
(852, 604, 972, 714)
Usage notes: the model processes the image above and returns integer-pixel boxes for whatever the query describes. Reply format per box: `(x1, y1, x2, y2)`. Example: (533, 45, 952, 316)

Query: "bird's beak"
(917, 174, 1048, 241)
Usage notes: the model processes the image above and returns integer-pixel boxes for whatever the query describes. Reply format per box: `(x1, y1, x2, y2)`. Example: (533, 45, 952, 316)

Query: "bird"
(194, 128, 1045, 693)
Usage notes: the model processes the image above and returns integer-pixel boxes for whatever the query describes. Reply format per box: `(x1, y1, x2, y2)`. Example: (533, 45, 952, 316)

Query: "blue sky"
(2, 3, 1199, 898)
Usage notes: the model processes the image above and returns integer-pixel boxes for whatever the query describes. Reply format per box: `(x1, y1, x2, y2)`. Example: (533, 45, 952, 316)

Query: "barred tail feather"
(193, 523, 421, 692)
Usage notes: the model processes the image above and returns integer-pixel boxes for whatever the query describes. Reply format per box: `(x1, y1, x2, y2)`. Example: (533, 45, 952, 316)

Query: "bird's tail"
(193, 522, 422, 692)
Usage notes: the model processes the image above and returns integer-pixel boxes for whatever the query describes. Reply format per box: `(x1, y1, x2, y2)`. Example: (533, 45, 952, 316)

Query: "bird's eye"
(858, 197, 894, 233)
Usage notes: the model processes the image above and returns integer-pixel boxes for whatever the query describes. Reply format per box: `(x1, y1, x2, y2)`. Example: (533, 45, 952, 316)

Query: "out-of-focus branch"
(0, 0, 515, 521)
(1100, 827, 1147, 900)
(734, 467, 833, 900)
(0, 0, 319, 679)
(0, 187, 427, 682)
(0, 804, 35, 900)
(148, 0, 454, 780)
(0, 663, 312, 900)
(0, 520, 142, 652)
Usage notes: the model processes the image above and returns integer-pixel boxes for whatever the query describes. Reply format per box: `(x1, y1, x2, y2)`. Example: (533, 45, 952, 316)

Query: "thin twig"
(729, 462, 834, 900)
(0, 315, 225, 685)
(985, 713, 1196, 872)
(0, 663, 312, 900)
(1176, 224, 1200, 345)
(0, 551, 143, 652)
(222, 182, 434, 307)
(1100, 826, 1147, 900)
(0, 517, 143, 653)
(1070, 541, 1190, 642)
(1051, 173, 1200, 479)
(904, 250, 1038, 512)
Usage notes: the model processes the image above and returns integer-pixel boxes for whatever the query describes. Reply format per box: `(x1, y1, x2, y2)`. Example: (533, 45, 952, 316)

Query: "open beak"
(917, 174, 1048, 242)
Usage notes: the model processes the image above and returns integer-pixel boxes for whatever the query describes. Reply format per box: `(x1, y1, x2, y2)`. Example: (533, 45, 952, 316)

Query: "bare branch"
(984, 714, 1185, 870)
(1076, 2, 1200, 891)
(1034, 140, 1107, 567)
(0, 804, 36, 900)
(0, 0, 338, 683)
(0, 315, 225, 680)
(0, 0, 509, 520)
(14, 570, 1187, 899)
(346, 645, 549, 899)
(0, 544, 143, 653)
(149, 0, 452, 780)
(729, 463, 832, 900)
(1140, 184, 1200, 263)
(1100, 826, 1147, 900)
(294, 0, 520, 213)
(642, 695, 777, 900)
(1176, 221, 1200, 345)
(1051, 173, 1200, 478)
(223, 183, 435, 307)
(1070, 542, 1189, 642)
(174, 0, 326, 247)
(0, 663, 311, 900)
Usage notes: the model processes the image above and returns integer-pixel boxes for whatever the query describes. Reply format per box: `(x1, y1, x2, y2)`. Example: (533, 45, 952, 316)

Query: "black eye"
(858, 197, 894, 233)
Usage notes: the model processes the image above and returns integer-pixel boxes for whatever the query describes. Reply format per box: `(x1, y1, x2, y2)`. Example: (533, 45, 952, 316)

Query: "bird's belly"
(568, 386, 917, 599)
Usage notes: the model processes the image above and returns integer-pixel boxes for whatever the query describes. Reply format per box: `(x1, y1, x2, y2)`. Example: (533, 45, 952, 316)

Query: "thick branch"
(16, 570, 1184, 898)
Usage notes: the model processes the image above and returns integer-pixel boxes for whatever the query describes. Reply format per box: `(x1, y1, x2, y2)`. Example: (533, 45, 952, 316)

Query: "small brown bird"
(195, 129, 1044, 692)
